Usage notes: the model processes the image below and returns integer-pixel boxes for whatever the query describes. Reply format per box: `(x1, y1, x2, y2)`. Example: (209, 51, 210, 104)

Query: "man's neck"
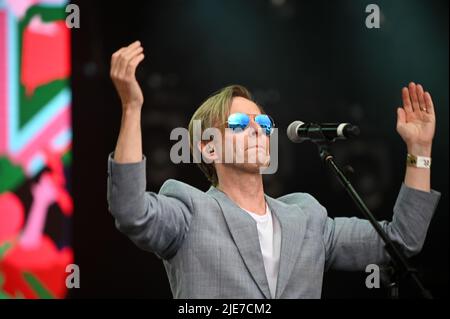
(217, 170, 267, 216)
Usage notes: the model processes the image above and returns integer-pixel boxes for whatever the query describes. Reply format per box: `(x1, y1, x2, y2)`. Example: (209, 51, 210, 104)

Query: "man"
(107, 41, 441, 298)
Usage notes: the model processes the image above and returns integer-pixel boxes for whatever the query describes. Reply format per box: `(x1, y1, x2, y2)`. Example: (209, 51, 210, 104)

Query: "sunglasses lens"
(228, 113, 250, 132)
(255, 114, 274, 135)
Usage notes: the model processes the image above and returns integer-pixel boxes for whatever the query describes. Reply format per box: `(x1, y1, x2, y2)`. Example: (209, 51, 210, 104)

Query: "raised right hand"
(110, 41, 145, 111)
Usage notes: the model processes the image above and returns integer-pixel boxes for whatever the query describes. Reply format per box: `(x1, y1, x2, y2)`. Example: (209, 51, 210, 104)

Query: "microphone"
(287, 121, 360, 143)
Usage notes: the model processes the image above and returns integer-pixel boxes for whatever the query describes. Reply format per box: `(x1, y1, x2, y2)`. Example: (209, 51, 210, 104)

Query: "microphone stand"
(308, 124, 432, 299)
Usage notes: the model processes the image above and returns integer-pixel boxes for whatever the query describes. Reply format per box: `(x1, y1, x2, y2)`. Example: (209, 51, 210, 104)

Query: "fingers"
(110, 47, 125, 78)
(424, 91, 435, 116)
(110, 41, 144, 80)
(402, 87, 413, 113)
(125, 53, 145, 78)
(400, 82, 435, 126)
(117, 41, 142, 78)
(126, 40, 141, 51)
(416, 84, 427, 112)
(408, 82, 422, 117)
(404, 82, 434, 120)
(119, 45, 143, 78)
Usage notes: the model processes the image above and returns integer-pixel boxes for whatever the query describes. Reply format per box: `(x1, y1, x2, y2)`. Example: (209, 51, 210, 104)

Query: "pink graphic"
(0, 193, 25, 243)
(19, 150, 72, 249)
(4, 0, 38, 19)
(20, 173, 57, 248)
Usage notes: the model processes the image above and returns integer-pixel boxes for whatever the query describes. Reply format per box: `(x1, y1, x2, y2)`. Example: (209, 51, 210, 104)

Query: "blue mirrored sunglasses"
(227, 113, 275, 136)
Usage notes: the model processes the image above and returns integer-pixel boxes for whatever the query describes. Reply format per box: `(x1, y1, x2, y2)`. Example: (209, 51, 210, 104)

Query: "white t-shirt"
(242, 204, 281, 298)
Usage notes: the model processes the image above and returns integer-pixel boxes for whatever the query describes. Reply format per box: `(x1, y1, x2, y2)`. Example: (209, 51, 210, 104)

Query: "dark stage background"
(70, 0, 449, 298)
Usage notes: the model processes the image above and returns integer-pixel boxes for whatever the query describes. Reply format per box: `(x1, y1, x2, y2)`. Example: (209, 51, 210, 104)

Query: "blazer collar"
(207, 186, 307, 299)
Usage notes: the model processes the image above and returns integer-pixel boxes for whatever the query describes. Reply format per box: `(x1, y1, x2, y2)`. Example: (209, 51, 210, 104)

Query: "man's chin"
(231, 159, 270, 174)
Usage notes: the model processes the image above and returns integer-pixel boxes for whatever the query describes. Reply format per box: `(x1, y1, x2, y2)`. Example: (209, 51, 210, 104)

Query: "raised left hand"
(396, 82, 436, 156)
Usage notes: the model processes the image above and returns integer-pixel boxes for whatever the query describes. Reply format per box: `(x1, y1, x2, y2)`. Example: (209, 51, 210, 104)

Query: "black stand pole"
(309, 126, 432, 299)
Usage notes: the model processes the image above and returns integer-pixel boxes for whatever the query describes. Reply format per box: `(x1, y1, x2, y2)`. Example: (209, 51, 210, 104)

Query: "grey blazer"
(107, 154, 441, 299)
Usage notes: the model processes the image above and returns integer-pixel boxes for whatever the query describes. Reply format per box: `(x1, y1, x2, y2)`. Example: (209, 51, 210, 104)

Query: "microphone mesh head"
(287, 121, 305, 143)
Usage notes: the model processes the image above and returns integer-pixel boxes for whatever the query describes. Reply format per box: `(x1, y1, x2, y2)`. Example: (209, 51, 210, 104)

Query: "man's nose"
(248, 118, 262, 137)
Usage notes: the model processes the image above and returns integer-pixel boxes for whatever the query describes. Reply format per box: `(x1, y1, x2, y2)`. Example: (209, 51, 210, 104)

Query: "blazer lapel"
(207, 187, 272, 299)
(265, 195, 307, 299)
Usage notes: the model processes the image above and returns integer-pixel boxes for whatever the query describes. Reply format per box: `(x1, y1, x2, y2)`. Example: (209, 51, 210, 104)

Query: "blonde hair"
(188, 85, 255, 186)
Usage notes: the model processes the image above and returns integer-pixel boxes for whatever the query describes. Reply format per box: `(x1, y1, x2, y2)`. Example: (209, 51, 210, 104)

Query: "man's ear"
(197, 141, 217, 164)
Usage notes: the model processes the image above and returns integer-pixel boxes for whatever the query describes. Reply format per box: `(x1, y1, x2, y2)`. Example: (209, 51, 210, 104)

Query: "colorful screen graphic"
(0, 0, 72, 299)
